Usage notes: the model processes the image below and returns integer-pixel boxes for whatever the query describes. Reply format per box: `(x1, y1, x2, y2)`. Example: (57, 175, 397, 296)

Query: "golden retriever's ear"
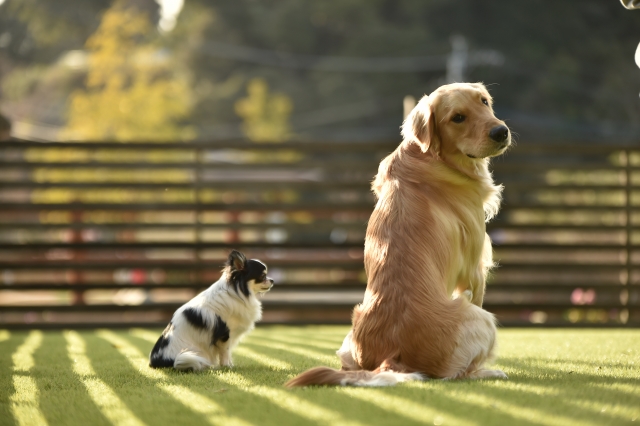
(401, 100, 436, 153)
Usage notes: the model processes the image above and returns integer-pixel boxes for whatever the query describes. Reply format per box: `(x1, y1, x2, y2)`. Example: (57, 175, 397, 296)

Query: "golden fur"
(287, 83, 511, 387)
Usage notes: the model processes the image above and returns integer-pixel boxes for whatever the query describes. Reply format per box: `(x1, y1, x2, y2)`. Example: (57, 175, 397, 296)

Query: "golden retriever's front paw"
(467, 369, 508, 379)
(485, 369, 508, 379)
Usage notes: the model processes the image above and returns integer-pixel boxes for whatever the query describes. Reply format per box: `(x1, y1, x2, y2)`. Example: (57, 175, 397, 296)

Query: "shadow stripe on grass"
(338, 387, 476, 426)
(452, 390, 602, 426)
(125, 329, 381, 426)
(214, 371, 367, 426)
(31, 331, 110, 426)
(0, 331, 23, 426)
(129, 329, 437, 426)
(243, 340, 337, 366)
(130, 328, 293, 371)
(469, 369, 639, 424)
(64, 331, 145, 426)
(253, 326, 348, 346)
(248, 333, 342, 351)
(97, 330, 257, 426)
(84, 331, 212, 425)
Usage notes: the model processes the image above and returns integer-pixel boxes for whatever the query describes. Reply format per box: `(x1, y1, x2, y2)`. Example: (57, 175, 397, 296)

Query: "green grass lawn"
(1, 327, 639, 426)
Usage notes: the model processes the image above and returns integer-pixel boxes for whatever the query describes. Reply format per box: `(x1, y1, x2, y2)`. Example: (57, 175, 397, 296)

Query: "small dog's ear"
(227, 250, 247, 271)
(401, 98, 437, 153)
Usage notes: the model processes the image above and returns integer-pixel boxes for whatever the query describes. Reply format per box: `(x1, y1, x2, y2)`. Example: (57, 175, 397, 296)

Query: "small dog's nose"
(489, 125, 509, 143)
(269, 279, 275, 285)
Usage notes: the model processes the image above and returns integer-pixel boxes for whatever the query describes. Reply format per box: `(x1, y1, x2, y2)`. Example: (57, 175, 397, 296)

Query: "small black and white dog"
(149, 250, 274, 371)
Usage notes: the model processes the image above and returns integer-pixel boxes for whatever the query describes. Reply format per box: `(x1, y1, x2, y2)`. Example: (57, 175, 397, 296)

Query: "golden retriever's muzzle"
(488, 124, 511, 155)
(489, 125, 509, 145)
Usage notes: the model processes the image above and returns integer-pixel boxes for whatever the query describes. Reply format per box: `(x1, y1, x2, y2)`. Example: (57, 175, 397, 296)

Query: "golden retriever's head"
(402, 82, 511, 163)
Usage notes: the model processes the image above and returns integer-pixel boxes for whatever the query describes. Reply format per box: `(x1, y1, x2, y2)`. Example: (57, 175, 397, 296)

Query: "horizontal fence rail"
(0, 140, 638, 328)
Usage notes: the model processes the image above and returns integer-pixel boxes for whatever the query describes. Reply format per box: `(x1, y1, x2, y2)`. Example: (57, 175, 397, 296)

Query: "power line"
(198, 40, 503, 73)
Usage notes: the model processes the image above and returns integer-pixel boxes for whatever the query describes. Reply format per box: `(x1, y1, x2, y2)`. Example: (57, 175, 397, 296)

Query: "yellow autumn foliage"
(62, 0, 194, 142)
(234, 78, 293, 143)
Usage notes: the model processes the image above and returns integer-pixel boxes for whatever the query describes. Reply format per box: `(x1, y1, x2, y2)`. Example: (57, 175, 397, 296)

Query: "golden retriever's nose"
(489, 125, 509, 143)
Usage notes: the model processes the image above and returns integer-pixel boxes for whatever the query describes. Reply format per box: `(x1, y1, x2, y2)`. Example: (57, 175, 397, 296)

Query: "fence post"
(196, 145, 203, 287)
(623, 148, 632, 323)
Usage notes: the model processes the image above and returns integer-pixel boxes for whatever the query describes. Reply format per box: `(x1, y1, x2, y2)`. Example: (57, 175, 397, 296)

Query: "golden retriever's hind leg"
(448, 303, 507, 380)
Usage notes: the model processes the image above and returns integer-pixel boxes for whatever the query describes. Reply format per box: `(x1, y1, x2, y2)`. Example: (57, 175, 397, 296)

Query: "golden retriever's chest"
(430, 193, 484, 238)
(430, 198, 486, 275)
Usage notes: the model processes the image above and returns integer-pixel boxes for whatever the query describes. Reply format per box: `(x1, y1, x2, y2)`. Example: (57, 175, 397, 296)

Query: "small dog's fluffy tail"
(285, 366, 423, 388)
(173, 350, 211, 371)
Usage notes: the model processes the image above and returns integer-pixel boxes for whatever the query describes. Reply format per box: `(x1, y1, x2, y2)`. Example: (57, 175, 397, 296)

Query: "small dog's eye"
(452, 114, 466, 123)
(482, 98, 489, 106)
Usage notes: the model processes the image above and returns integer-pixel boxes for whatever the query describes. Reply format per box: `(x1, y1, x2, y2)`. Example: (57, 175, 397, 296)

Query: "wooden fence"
(0, 141, 638, 328)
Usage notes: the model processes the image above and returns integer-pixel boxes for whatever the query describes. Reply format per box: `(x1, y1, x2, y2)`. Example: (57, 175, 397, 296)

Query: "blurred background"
(1, 0, 639, 142)
(0, 0, 638, 328)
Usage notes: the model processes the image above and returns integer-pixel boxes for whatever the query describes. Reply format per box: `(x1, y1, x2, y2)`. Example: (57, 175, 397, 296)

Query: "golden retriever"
(286, 82, 510, 387)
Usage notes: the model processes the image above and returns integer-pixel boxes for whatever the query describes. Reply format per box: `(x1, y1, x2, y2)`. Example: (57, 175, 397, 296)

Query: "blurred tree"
(234, 78, 293, 142)
(62, 0, 194, 141)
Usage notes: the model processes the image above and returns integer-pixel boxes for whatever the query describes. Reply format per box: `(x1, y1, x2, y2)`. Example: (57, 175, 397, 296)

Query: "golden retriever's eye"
(482, 98, 489, 106)
(452, 114, 466, 123)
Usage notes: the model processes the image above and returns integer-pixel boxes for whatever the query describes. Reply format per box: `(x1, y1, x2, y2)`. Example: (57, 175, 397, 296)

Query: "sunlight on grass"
(563, 397, 638, 424)
(216, 371, 366, 426)
(97, 330, 165, 379)
(10, 330, 48, 426)
(273, 325, 349, 337)
(253, 333, 342, 351)
(129, 328, 163, 343)
(338, 387, 475, 426)
(132, 327, 363, 425)
(12, 330, 42, 372)
(455, 390, 602, 426)
(245, 339, 336, 365)
(578, 383, 640, 419)
(10, 376, 48, 426)
(589, 382, 639, 396)
(0, 330, 10, 342)
(481, 380, 560, 396)
(97, 329, 251, 426)
(2, 327, 639, 426)
(64, 331, 145, 426)
(233, 346, 293, 371)
(486, 382, 637, 418)
(156, 383, 253, 426)
(131, 327, 293, 371)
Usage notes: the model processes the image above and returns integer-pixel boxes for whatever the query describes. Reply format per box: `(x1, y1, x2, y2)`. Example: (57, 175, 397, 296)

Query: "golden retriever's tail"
(285, 366, 423, 387)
